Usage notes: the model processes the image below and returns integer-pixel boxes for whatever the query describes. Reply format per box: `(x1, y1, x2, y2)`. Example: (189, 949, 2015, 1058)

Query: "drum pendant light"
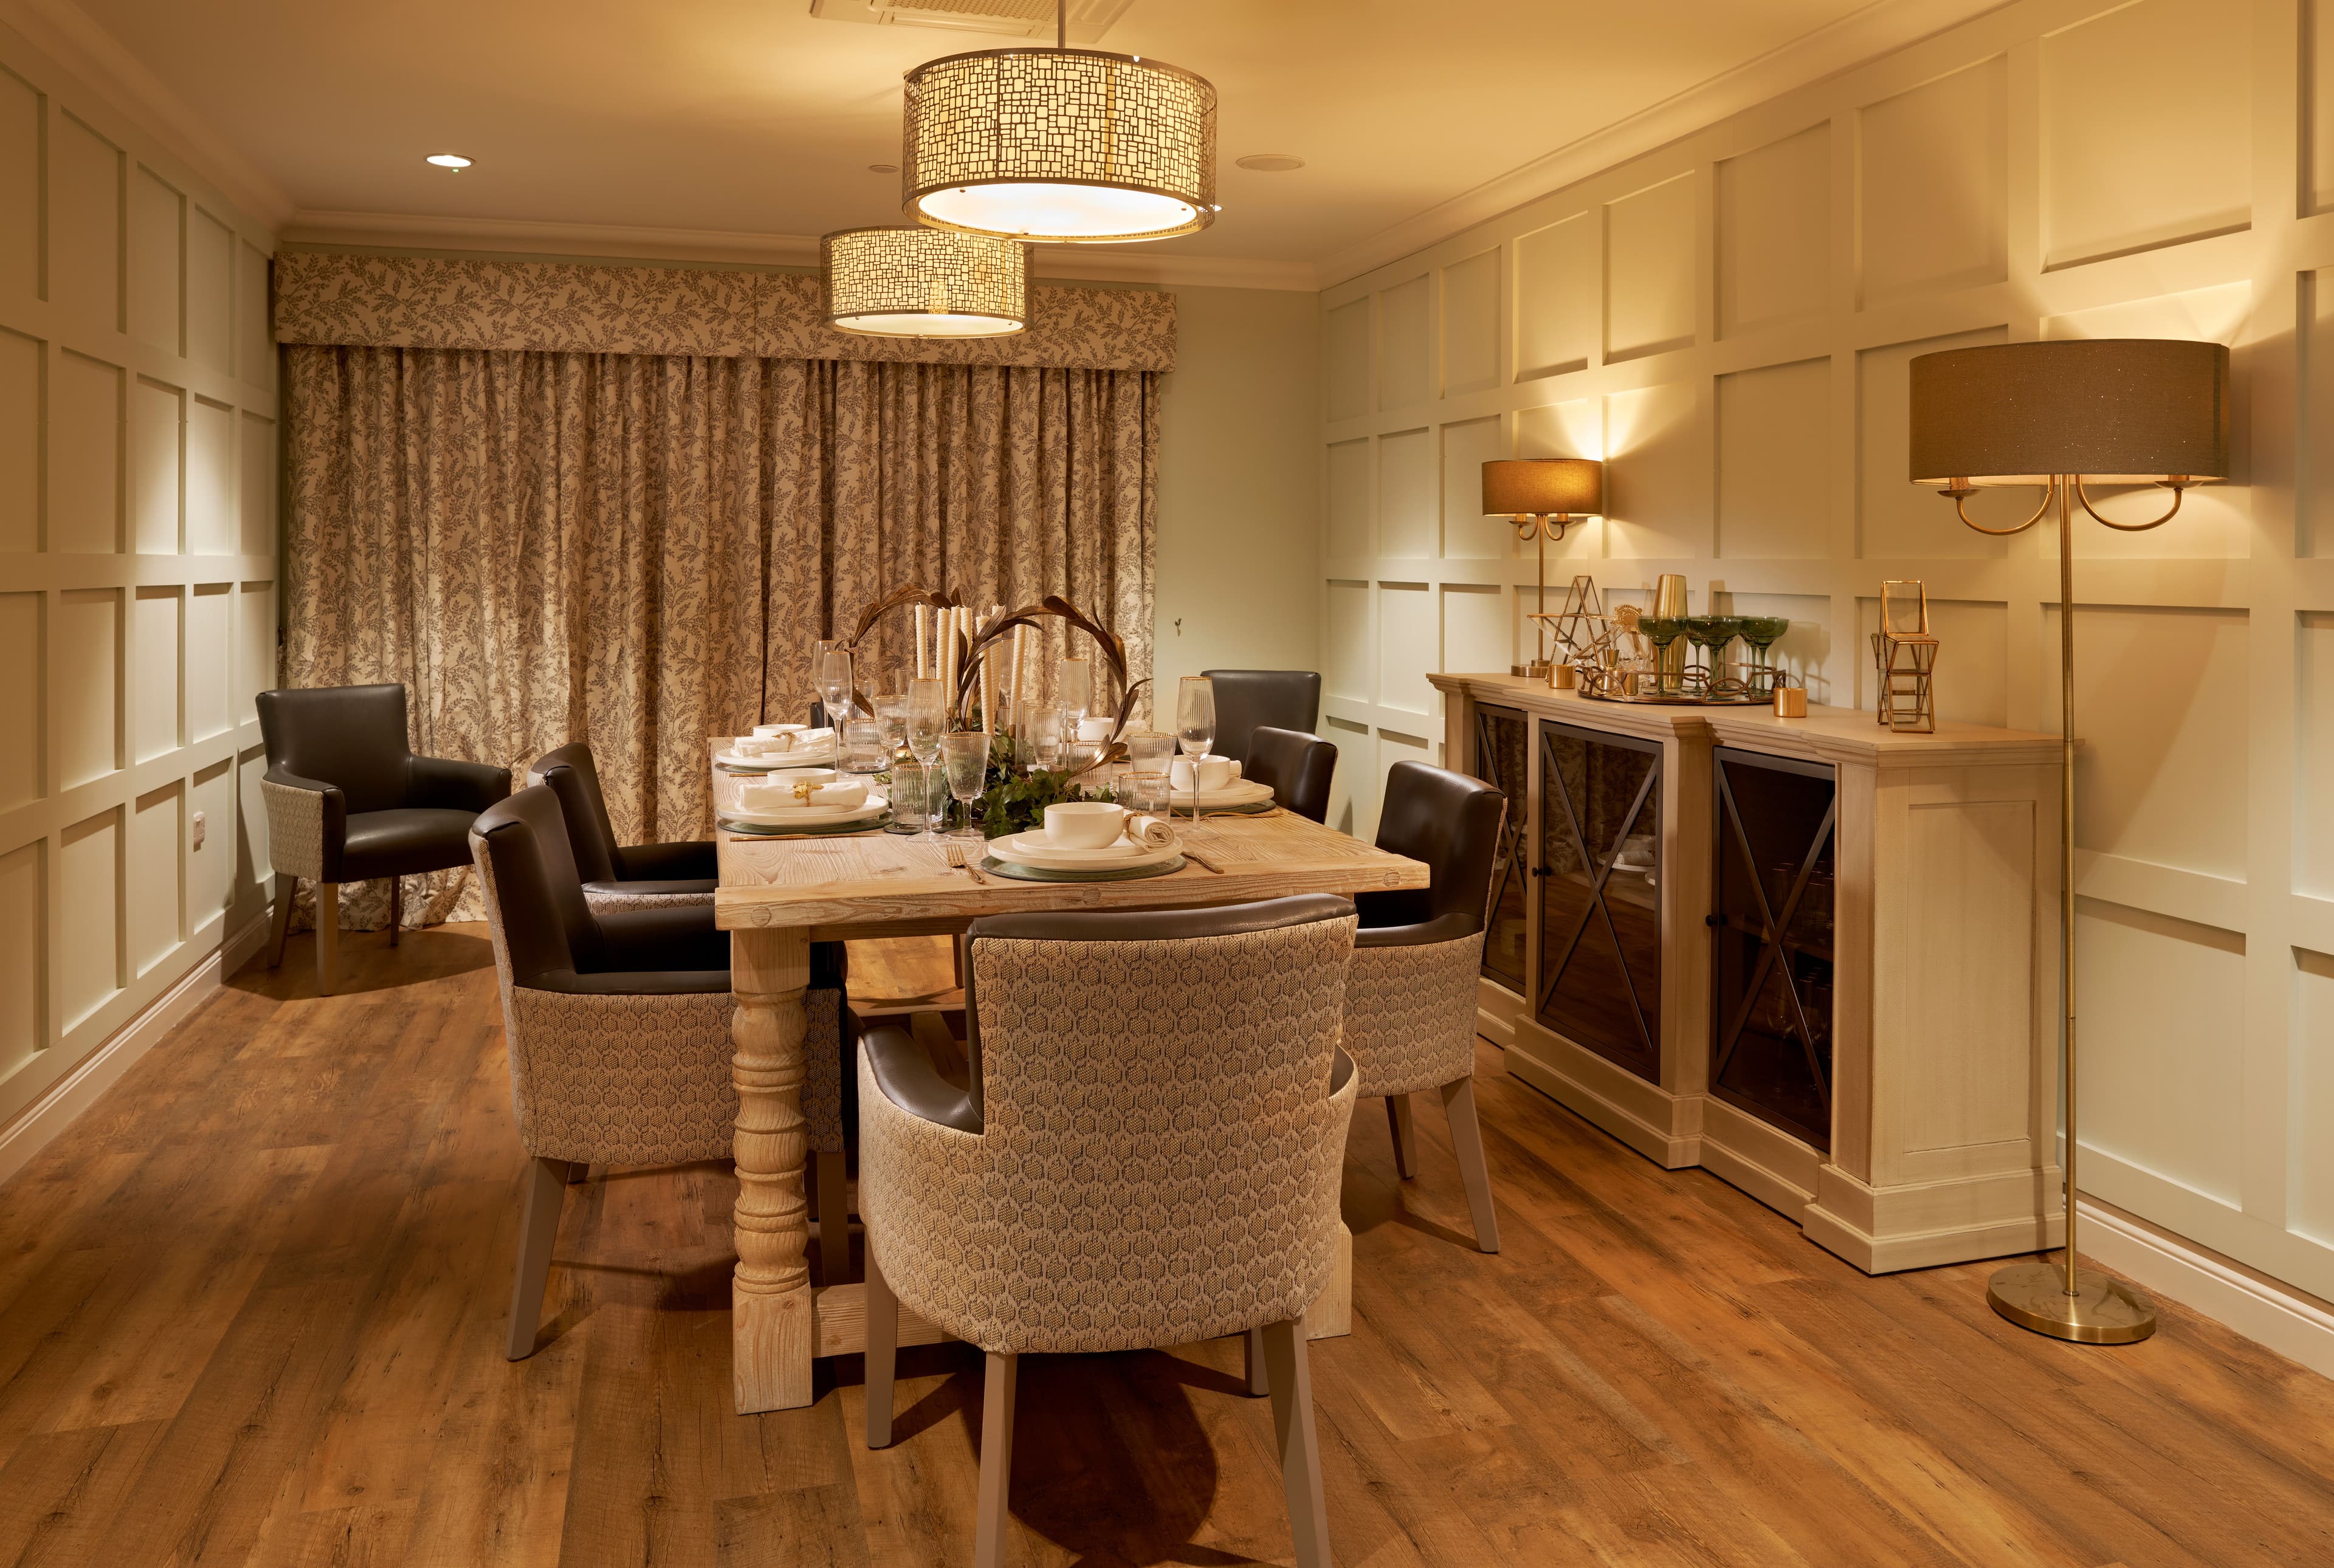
(901, 0, 1218, 244)
(821, 225, 1028, 338)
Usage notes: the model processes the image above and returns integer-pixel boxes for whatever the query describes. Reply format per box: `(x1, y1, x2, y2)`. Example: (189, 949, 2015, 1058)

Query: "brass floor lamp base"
(1987, 1259, 2157, 1345)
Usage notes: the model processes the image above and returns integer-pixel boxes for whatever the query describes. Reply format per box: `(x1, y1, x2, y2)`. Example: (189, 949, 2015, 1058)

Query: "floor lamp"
(1483, 458, 1603, 678)
(1909, 337, 2230, 1346)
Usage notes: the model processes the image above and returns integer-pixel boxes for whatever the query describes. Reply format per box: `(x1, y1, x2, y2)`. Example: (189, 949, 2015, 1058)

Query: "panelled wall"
(0, 23, 280, 1152)
(1321, 0, 2334, 1308)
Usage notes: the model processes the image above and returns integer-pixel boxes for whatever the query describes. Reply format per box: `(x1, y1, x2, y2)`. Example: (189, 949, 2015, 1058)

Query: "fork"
(944, 841, 988, 884)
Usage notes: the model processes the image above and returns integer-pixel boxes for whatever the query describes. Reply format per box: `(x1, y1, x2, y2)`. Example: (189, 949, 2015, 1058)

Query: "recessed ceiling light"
(425, 153, 473, 170)
(868, 163, 900, 174)
(1236, 154, 1305, 173)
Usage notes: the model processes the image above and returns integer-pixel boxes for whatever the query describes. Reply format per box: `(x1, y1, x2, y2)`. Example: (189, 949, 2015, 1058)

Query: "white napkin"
(1123, 816, 1177, 851)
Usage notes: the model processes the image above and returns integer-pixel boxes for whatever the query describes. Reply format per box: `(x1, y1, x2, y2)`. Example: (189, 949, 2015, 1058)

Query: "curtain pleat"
(282, 345, 1157, 929)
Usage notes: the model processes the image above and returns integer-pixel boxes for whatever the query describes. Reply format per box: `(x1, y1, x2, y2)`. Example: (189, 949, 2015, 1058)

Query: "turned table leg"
(731, 926, 815, 1412)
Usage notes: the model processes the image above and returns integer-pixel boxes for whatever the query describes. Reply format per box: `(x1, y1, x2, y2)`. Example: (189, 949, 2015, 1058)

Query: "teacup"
(1076, 715, 1115, 743)
(1044, 801, 1126, 850)
(1169, 754, 1234, 792)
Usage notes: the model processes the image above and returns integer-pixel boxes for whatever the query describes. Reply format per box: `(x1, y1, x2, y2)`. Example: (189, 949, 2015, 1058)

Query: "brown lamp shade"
(1482, 458, 1603, 517)
(1908, 339, 2229, 486)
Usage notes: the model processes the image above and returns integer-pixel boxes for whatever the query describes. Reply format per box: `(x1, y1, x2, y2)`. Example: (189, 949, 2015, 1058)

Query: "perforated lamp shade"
(1908, 339, 2230, 487)
(821, 226, 1028, 338)
(903, 47, 1217, 244)
(1482, 458, 1603, 518)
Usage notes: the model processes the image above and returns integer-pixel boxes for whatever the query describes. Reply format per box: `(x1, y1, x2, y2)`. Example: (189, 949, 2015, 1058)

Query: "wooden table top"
(713, 809, 1428, 938)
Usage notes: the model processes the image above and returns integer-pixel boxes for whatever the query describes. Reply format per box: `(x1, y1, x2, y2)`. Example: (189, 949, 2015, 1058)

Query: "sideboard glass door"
(1535, 720, 1662, 1081)
(1710, 746, 1837, 1149)
(1475, 704, 1531, 995)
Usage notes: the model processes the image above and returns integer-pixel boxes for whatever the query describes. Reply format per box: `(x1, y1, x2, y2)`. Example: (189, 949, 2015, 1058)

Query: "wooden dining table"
(712, 780, 1430, 1414)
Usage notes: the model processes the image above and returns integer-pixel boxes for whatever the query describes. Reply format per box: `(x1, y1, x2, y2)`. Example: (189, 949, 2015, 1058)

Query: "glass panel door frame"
(1709, 744, 1838, 1149)
(1534, 717, 1663, 1079)
(1472, 703, 1534, 997)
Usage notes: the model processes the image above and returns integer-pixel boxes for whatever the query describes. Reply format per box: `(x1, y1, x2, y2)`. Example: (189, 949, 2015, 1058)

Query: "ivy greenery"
(974, 737, 1116, 839)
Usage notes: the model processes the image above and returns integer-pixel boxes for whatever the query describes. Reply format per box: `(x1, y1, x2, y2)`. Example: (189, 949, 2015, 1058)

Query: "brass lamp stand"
(1909, 338, 2230, 1346)
(1482, 459, 1603, 677)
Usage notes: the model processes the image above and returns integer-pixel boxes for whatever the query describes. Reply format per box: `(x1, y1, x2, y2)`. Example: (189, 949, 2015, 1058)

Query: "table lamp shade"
(1909, 339, 2229, 486)
(1482, 458, 1603, 517)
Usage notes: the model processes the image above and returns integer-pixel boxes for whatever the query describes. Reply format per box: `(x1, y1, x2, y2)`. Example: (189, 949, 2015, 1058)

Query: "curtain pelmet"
(282, 344, 1158, 929)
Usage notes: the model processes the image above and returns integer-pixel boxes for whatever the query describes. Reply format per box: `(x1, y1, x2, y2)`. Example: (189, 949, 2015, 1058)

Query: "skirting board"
(0, 907, 272, 1189)
(2077, 1200, 2334, 1381)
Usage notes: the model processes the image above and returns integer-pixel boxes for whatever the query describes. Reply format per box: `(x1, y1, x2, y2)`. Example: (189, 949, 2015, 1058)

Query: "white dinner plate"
(988, 827, 1182, 871)
(1155, 778, 1273, 809)
(719, 797, 887, 828)
(715, 743, 838, 772)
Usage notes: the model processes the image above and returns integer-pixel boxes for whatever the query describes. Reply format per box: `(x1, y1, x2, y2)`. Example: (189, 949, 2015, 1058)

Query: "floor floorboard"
(0, 923, 2327, 1567)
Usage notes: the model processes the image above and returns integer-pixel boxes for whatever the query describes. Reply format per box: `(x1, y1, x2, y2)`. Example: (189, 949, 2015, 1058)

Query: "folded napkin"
(1123, 815, 1178, 851)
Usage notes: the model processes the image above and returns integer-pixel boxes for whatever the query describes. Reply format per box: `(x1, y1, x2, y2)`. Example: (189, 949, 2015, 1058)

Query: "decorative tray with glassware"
(1527, 574, 1791, 707)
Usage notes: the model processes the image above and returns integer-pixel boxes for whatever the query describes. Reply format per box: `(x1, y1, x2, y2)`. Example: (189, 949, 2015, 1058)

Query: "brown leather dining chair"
(1200, 669, 1321, 765)
(1242, 725, 1338, 823)
(257, 683, 510, 994)
(528, 741, 717, 912)
(858, 897, 1360, 1568)
(470, 785, 854, 1359)
(1345, 760, 1508, 1251)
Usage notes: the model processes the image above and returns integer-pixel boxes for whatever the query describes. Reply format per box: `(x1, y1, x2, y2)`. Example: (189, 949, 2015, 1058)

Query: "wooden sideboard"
(1431, 673, 2067, 1273)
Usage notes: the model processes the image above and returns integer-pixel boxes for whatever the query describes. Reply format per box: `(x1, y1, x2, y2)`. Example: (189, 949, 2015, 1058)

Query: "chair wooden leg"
(1245, 1327, 1270, 1397)
(388, 876, 402, 947)
(816, 1149, 850, 1285)
(1441, 1076, 1501, 1253)
(1262, 1319, 1332, 1568)
(314, 882, 339, 996)
(267, 878, 295, 968)
(506, 1156, 567, 1361)
(564, 1160, 590, 1185)
(1385, 1092, 1417, 1180)
(952, 934, 967, 991)
(865, 1248, 898, 1448)
(974, 1350, 1019, 1568)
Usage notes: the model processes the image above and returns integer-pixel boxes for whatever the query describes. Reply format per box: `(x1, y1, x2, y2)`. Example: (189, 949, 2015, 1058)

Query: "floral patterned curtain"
(281, 343, 1157, 929)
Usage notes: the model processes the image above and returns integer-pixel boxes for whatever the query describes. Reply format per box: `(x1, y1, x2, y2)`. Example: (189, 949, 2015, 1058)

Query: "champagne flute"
(904, 676, 947, 842)
(941, 731, 991, 842)
(1056, 655, 1092, 743)
(1176, 676, 1216, 824)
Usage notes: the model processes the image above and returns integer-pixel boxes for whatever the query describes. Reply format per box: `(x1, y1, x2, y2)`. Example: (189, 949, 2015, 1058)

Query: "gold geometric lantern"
(1909, 336, 2231, 1349)
(821, 226, 1029, 339)
(1870, 579, 1938, 734)
(901, 2, 1217, 244)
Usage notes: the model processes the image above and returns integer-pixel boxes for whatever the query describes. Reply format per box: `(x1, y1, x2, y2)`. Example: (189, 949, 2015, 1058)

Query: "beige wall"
(1154, 284, 1321, 720)
(1320, 0, 2334, 1331)
(0, 21, 280, 1164)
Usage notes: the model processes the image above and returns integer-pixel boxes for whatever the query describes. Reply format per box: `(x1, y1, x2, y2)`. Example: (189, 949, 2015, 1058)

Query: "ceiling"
(43, 0, 2003, 285)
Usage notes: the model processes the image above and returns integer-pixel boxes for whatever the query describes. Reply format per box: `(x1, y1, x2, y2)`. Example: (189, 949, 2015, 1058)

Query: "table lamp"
(1483, 458, 1603, 677)
(1908, 336, 2230, 1346)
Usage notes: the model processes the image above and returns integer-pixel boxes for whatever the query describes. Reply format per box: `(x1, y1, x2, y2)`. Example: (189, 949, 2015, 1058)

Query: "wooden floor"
(3, 924, 2332, 1568)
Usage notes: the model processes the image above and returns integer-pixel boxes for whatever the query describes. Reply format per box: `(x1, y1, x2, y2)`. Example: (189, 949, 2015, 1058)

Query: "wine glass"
(816, 645, 855, 728)
(1640, 618, 1689, 696)
(1736, 617, 1790, 691)
(1022, 709, 1062, 773)
(940, 731, 991, 842)
(904, 676, 947, 841)
(1176, 677, 1216, 822)
(1684, 616, 1740, 695)
(1056, 655, 1092, 741)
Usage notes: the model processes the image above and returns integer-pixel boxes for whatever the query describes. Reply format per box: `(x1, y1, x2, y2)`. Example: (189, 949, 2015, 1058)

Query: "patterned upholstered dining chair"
(858, 896, 1360, 1568)
(1199, 669, 1321, 765)
(1347, 760, 1509, 1252)
(1242, 725, 1338, 824)
(528, 741, 717, 912)
(470, 785, 853, 1359)
(258, 683, 511, 995)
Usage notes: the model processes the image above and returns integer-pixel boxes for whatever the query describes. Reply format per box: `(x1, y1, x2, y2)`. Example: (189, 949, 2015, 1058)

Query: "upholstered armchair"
(1199, 669, 1322, 765)
(470, 785, 850, 1360)
(859, 896, 1359, 1568)
(1348, 760, 1508, 1252)
(1244, 725, 1338, 824)
(256, 683, 511, 994)
(528, 741, 717, 912)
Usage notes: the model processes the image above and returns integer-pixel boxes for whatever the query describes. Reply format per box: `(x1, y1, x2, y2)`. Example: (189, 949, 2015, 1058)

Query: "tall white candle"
(914, 603, 929, 679)
(1007, 623, 1025, 736)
